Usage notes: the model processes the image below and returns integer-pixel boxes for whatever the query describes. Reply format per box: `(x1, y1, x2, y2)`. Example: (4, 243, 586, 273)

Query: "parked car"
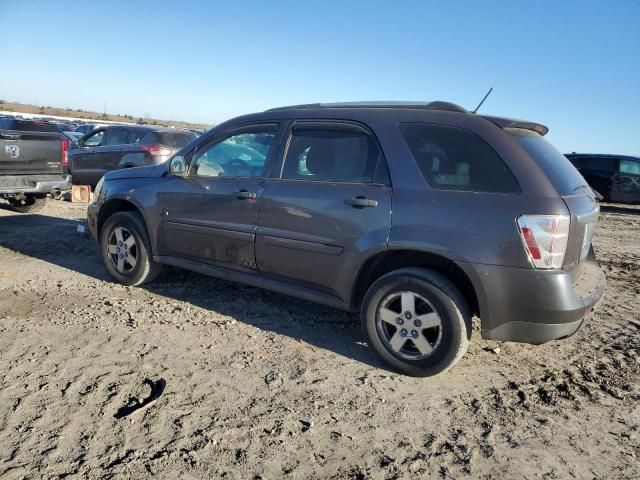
(69, 125, 197, 186)
(0, 117, 70, 212)
(64, 131, 84, 145)
(55, 122, 75, 132)
(86, 101, 605, 376)
(565, 153, 640, 203)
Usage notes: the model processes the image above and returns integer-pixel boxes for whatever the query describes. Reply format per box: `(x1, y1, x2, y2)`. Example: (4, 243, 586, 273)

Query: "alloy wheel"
(375, 291, 443, 360)
(106, 226, 138, 274)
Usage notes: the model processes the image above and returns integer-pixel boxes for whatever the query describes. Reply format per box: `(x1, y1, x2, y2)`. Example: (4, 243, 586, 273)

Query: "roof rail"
(267, 101, 468, 114)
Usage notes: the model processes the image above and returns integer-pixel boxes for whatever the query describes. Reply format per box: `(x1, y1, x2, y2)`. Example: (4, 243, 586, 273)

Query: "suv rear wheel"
(100, 211, 162, 286)
(361, 268, 471, 376)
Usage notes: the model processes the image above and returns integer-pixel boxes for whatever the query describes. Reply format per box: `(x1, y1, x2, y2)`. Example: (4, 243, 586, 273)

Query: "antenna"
(472, 87, 493, 114)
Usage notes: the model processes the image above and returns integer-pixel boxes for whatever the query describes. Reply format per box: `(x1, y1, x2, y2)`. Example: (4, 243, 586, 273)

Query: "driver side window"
(84, 130, 105, 147)
(192, 131, 275, 178)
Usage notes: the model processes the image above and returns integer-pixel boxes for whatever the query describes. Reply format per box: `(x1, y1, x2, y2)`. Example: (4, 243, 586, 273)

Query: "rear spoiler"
(481, 115, 549, 136)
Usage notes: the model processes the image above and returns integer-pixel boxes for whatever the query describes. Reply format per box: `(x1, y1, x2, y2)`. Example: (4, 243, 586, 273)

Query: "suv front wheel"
(100, 211, 162, 286)
(361, 268, 471, 377)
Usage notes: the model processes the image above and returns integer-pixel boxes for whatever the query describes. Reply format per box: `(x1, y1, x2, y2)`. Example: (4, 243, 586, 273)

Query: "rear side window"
(104, 128, 130, 146)
(400, 124, 519, 193)
(282, 126, 386, 184)
(508, 128, 589, 196)
(129, 129, 147, 144)
(156, 131, 197, 148)
(620, 159, 640, 175)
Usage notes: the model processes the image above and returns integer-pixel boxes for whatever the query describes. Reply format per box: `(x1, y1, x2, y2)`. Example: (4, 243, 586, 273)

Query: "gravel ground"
(0, 200, 638, 479)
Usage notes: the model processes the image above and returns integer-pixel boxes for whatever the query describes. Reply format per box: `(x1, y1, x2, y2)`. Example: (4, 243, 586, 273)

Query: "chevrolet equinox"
(87, 102, 606, 376)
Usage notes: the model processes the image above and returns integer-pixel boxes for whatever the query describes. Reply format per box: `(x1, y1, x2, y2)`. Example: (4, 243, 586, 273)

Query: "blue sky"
(1, 0, 639, 154)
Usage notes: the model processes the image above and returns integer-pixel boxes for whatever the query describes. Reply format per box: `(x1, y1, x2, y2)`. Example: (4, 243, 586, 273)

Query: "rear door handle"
(345, 196, 378, 208)
(233, 190, 257, 199)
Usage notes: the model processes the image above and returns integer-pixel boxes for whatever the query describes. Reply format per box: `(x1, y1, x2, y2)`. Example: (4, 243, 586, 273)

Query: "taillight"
(61, 139, 69, 166)
(517, 215, 570, 269)
(141, 145, 173, 157)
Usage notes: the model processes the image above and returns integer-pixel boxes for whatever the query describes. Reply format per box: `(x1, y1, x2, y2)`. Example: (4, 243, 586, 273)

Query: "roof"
(267, 101, 469, 114)
(565, 153, 640, 160)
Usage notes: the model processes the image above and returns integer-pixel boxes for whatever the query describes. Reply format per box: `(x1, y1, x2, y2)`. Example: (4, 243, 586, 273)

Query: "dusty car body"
(87, 102, 606, 376)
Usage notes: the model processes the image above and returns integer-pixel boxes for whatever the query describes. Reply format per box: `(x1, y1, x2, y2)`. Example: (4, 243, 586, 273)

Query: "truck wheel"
(361, 268, 471, 377)
(8, 196, 47, 214)
(100, 211, 162, 286)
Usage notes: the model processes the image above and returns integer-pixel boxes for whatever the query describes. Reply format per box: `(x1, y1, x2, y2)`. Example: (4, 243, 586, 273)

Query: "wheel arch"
(97, 197, 147, 238)
(351, 249, 480, 318)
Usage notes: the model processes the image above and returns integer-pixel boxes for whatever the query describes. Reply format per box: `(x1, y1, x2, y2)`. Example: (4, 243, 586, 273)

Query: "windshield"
(156, 131, 197, 148)
(507, 128, 590, 196)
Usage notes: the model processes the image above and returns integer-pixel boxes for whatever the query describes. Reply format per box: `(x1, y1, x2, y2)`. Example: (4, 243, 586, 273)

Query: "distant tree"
(39, 109, 45, 114)
(101, 112, 108, 119)
(0, 99, 5, 104)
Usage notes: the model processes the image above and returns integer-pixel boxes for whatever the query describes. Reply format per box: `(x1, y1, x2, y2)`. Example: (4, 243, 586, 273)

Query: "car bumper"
(0, 175, 71, 194)
(457, 248, 606, 344)
(87, 202, 99, 240)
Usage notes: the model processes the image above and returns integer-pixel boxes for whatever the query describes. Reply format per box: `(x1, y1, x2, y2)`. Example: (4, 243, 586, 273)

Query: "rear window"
(155, 131, 197, 148)
(0, 119, 60, 133)
(508, 128, 589, 196)
(400, 124, 519, 193)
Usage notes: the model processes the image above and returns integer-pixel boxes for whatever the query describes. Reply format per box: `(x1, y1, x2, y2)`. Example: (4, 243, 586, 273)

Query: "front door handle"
(345, 196, 378, 208)
(233, 189, 257, 199)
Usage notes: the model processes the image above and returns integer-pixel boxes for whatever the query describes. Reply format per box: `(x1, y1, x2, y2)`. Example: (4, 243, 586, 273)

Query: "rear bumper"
(457, 248, 606, 344)
(0, 174, 71, 194)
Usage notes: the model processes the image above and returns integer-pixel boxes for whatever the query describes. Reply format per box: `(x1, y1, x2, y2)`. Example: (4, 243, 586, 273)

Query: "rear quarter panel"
(367, 111, 569, 268)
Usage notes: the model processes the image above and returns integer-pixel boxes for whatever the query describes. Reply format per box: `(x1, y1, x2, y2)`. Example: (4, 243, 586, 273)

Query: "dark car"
(86, 101, 605, 376)
(55, 122, 75, 132)
(565, 153, 640, 204)
(69, 125, 197, 186)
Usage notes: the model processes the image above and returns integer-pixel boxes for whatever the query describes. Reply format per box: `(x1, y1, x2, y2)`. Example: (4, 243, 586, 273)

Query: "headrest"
(456, 162, 469, 175)
(305, 140, 335, 177)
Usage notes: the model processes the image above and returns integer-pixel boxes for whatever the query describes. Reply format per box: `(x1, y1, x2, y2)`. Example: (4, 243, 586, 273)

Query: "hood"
(105, 163, 166, 181)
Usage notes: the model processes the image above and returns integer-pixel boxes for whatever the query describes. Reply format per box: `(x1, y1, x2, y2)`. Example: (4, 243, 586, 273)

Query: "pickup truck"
(0, 118, 71, 213)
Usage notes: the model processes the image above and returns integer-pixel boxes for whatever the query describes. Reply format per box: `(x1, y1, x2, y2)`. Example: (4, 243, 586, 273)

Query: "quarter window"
(282, 126, 385, 183)
(401, 124, 520, 193)
(193, 131, 275, 178)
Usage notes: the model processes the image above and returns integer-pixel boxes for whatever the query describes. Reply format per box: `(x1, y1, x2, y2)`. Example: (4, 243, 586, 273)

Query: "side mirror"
(77, 139, 84, 148)
(169, 155, 187, 175)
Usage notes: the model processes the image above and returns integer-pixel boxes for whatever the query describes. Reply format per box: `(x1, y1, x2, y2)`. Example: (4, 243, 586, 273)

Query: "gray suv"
(87, 102, 606, 376)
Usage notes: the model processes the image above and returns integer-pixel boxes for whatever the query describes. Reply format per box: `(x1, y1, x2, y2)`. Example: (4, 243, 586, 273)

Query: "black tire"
(361, 267, 471, 377)
(8, 196, 47, 214)
(100, 211, 162, 286)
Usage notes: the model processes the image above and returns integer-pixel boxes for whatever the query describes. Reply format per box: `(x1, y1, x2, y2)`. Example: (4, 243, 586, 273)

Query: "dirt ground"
(0, 200, 638, 479)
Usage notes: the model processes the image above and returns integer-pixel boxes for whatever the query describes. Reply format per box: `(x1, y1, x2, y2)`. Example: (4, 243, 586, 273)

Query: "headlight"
(92, 177, 105, 203)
